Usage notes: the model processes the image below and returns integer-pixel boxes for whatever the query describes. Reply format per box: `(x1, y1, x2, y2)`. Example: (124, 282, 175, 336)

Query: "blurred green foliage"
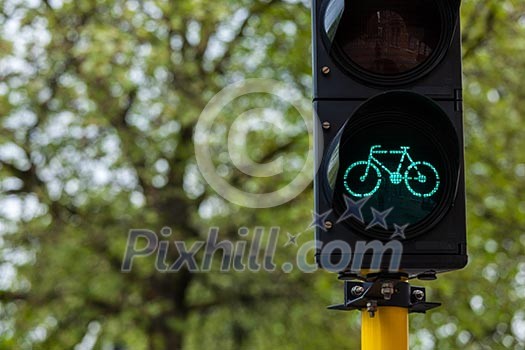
(0, 0, 524, 349)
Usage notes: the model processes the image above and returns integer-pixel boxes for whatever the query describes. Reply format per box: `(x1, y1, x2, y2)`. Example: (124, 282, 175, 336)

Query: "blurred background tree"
(0, 0, 524, 349)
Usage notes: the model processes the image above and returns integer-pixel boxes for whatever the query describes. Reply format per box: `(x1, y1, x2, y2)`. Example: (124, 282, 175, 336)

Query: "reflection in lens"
(332, 0, 442, 75)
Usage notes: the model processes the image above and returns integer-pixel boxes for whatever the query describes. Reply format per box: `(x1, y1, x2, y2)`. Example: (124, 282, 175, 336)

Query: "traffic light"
(313, 0, 467, 278)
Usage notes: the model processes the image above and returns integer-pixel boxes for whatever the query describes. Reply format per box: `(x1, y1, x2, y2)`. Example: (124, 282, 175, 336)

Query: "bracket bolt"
(324, 221, 333, 230)
(321, 66, 331, 75)
(351, 286, 365, 297)
(381, 282, 395, 301)
(366, 300, 378, 318)
(412, 290, 425, 301)
(322, 121, 331, 130)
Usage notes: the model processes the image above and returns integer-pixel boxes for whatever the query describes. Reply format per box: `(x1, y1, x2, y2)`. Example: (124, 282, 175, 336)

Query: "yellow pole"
(361, 307, 408, 350)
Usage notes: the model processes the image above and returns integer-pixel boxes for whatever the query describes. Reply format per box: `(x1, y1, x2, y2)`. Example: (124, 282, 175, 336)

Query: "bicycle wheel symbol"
(343, 161, 382, 198)
(404, 161, 440, 198)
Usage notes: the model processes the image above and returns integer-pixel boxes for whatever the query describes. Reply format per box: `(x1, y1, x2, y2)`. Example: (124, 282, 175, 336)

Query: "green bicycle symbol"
(343, 145, 440, 198)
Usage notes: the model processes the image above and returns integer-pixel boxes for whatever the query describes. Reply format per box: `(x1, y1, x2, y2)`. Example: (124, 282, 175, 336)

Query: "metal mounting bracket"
(328, 279, 441, 317)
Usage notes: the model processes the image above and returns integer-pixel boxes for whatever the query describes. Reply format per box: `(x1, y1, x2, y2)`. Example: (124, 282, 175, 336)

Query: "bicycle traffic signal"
(312, 0, 467, 278)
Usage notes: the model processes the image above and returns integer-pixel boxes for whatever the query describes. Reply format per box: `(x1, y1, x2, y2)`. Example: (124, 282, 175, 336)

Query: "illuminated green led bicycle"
(343, 145, 440, 198)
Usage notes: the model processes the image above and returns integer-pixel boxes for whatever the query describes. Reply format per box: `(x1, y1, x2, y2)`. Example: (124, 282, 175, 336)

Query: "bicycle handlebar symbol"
(343, 145, 440, 198)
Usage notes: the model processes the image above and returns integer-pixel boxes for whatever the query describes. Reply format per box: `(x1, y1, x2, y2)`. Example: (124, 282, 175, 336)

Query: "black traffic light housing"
(313, 0, 467, 278)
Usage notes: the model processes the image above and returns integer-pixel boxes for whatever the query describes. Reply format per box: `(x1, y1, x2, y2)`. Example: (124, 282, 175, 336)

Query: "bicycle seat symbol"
(343, 145, 440, 198)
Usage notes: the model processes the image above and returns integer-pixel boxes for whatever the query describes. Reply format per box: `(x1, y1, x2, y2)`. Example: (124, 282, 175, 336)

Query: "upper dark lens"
(333, 0, 442, 76)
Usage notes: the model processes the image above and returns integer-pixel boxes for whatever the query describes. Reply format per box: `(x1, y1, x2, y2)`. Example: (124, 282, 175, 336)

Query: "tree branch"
(462, 2, 498, 60)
